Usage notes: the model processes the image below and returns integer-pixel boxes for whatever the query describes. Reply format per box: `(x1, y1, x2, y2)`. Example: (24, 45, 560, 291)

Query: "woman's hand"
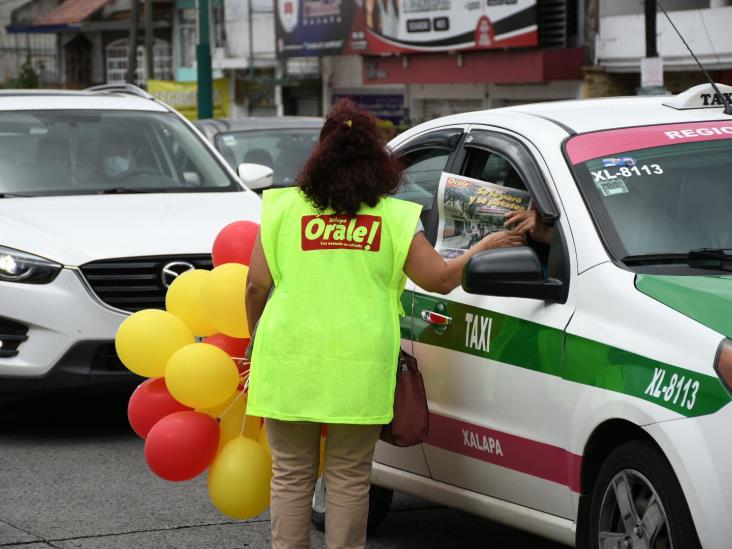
(479, 230, 525, 251)
(504, 209, 554, 244)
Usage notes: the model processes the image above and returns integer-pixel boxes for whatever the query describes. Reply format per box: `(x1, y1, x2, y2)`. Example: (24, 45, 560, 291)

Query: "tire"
(311, 476, 394, 534)
(588, 439, 700, 549)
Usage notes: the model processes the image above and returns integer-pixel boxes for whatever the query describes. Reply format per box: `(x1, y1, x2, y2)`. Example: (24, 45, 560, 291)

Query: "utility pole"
(126, 0, 140, 83)
(639, 0, 667, 94)
(644, 0, 658, 58)
(196, 0, 213, 119)
(145, 0, 154, 81)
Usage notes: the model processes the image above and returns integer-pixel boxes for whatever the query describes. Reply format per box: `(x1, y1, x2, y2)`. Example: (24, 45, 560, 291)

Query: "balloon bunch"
(115, 221, 273, 519)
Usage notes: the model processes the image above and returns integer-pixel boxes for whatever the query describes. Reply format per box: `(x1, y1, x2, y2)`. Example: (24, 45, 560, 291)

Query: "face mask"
(103, 156, 130, 177)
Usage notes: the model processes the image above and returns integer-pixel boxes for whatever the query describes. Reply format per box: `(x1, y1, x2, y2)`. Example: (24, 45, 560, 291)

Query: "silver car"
(195, 117, 323, 192)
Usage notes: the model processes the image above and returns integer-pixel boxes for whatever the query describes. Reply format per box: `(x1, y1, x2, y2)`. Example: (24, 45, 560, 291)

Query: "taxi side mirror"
(462, 246, 565, 302)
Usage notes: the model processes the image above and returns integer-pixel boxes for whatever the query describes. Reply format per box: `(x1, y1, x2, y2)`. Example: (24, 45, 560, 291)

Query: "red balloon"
(204, 333, 250, 360)
(212, 220, 259, 266)
(128, 378, 191, 439)
(144, 411, 220, 482)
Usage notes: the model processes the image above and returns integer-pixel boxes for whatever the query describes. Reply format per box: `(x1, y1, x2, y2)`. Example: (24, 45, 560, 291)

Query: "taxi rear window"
(566, 121, 732, 272)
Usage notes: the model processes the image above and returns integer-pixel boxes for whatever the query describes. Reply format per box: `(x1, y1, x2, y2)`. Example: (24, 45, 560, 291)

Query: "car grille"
(0, 317, 29, 358)
(79, 255, 213, 313)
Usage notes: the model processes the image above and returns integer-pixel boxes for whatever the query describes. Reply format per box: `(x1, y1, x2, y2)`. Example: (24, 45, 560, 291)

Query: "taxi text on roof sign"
(663, 82, 732, 110)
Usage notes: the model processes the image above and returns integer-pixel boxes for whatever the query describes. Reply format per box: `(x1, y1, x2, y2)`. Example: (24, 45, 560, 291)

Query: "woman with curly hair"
(245, 99, 522, 549)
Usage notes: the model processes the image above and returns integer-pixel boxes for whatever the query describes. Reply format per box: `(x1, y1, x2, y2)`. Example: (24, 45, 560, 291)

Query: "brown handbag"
(380, 349, 429, 447)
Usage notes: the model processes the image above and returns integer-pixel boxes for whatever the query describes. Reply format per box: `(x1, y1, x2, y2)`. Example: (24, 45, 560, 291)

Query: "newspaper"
(435, 172, 532, 258)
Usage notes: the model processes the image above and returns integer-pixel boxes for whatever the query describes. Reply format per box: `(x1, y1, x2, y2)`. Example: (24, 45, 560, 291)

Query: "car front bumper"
(0, 268, 141, 395)
(645, 401, 732, 549)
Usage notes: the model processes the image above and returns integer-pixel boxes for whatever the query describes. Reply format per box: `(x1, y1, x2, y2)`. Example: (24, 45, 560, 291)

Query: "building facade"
(586, 0, 732, 97)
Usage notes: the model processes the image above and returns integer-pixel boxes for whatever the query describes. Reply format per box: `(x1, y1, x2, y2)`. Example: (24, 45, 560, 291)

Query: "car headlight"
(714, 338, 732, 395)
(0, 246, 62, 284)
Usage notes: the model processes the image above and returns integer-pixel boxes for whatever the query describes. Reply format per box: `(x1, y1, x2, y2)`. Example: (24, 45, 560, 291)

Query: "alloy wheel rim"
(597, 469, 671, 549)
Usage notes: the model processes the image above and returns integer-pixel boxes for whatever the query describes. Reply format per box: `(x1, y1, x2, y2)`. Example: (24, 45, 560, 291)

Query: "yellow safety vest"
(247, 187, 421, 424)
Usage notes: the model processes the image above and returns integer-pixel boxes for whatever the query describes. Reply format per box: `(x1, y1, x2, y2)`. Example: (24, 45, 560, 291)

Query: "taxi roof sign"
(664, 83, 732, 110)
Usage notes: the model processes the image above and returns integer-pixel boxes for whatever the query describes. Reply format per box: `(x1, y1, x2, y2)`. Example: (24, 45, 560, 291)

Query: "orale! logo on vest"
(301, 214, 382, 252)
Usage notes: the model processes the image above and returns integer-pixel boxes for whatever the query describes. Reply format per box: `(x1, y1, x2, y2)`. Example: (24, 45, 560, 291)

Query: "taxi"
(369, 83, 732, 549)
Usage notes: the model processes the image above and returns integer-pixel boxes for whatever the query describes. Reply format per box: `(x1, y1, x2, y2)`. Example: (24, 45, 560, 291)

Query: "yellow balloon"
(165, 343, 239, 409)
(208, 436, 272, 519)
(257, 423, 273, 472)
(242, 414, 262, 440)
(115, 309, 194, 378)
(199, 391, 247, 452)
(200, 263, 250, 338)
(165, 269, 217, 337)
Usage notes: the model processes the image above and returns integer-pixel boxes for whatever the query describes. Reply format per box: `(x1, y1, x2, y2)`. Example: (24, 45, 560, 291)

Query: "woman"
(245, 99, 522, 549)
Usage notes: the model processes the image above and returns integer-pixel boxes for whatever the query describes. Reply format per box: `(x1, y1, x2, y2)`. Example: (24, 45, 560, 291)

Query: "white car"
(0, 85, 261, 396)
(356, 83, 732, 548)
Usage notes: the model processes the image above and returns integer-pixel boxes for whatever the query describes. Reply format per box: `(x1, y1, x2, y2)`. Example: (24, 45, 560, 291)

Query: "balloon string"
(217, 387, 246, 421)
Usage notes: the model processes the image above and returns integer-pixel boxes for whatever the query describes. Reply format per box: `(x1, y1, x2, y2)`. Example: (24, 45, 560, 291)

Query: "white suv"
(0, 85, 260, 395)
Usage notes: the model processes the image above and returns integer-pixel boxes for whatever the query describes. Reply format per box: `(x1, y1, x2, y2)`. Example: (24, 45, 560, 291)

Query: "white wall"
(597, 5, 732, 70)
(218, 0, 276, 69)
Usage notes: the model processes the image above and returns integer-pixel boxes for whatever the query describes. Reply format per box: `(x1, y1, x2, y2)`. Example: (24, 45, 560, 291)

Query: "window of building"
(106, 38, 173, 85)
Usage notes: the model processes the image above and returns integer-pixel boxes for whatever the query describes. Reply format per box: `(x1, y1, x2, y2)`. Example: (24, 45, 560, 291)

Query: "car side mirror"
(462, 246, 565, 302)
(182, 171, 201, 186)
(237, 162, 273, 191)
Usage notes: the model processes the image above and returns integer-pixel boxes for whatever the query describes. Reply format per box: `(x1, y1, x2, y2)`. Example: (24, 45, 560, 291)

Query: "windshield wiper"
(0, 192, 33, 198)
(98, 187, 167, 194)
(688, 248, 732, 260)
(622, 249, 732, 270)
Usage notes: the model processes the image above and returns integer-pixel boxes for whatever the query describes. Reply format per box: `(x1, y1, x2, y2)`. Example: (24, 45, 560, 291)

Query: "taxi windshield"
(0, 110, 238, 197)
(567, 122, 732, 269)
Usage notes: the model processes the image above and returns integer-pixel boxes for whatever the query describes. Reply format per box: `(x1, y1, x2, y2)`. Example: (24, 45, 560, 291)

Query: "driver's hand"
(504, 209, 555, 244)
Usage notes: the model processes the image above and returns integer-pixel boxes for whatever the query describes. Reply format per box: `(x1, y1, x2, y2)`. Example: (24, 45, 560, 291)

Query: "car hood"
(0, 192, 261, 266)
(636, 274, 732, 338)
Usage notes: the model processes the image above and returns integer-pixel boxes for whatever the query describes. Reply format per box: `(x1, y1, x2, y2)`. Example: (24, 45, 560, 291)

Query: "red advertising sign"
(275, 0, 538, 58)
(301, 214, 382, 252)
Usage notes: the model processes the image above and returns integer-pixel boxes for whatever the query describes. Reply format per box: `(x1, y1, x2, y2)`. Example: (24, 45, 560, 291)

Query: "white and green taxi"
(368, 83, 732, 548)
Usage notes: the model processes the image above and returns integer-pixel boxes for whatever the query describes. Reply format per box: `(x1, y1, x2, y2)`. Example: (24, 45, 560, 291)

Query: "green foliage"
(4, 59, 40, 89)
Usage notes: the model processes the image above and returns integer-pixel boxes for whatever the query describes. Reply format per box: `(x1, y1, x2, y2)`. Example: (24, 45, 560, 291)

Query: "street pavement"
(0, 393, 566, 548)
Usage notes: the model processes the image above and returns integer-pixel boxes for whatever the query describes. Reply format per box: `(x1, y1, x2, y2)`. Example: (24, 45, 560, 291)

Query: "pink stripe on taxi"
(566, 121, 732, 165)
(427, 412, 583, 493)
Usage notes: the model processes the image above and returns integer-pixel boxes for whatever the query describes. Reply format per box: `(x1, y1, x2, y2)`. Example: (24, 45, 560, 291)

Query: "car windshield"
(0, 110, 238, 196)
(214, 129, 319, 187)
(567, 121, 732, 266)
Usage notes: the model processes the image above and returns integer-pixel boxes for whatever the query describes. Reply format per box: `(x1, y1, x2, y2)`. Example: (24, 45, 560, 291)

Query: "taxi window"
(455, 146, 552, 265)
(397, 147, 452, 227)
(461, 147, 528, 191)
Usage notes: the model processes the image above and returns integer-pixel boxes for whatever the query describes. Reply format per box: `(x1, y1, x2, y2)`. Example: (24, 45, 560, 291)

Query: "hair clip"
(344, 119, 352, 128)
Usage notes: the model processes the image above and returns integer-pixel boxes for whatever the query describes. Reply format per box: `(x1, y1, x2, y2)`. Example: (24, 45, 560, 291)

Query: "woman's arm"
(404, 230, 524, 295)
(245, 231, 274, 333)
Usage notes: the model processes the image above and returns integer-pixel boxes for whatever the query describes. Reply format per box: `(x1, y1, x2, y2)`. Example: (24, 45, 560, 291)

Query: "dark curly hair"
(297, 98, 402, 215)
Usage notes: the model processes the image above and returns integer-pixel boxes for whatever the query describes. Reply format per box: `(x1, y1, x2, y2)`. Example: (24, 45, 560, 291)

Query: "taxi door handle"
(421, 310, 453, 326)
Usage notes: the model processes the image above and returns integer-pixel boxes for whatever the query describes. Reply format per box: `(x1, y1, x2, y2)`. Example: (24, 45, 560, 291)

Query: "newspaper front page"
(435, 172, 532, 258)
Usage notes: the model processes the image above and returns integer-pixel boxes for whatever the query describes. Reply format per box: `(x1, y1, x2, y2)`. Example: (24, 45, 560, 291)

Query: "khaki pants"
(265, 419, 382, 549)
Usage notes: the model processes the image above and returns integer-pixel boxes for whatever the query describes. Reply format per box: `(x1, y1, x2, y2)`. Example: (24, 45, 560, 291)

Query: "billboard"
(275, 0, 538, 57)
(147, 79, 230, 121)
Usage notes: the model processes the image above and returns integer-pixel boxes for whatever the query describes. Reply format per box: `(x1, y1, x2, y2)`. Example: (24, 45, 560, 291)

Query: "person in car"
(504, 206, 555, 245)
(244, 98, 523, 549)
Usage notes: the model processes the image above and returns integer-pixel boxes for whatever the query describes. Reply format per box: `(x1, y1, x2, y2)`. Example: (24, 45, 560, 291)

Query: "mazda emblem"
(161, 261, 195, 288)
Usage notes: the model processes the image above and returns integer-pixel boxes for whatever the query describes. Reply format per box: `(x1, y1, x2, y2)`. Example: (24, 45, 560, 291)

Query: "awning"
(7, 0, 112, 32)
(37, 0, 111, 25)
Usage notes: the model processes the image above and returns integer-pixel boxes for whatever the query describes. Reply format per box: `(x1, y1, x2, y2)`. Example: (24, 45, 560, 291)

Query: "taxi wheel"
(588, 440, 700, 549)
(311, 476, 394, 534)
